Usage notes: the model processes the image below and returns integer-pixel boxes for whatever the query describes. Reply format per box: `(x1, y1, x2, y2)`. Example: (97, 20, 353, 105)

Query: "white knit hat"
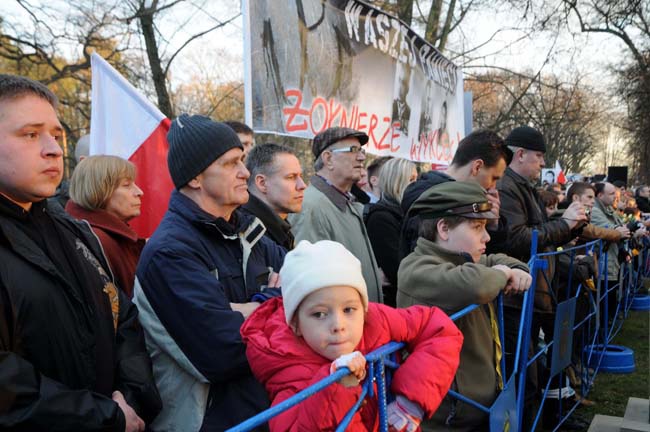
(280, 240, 369, 324)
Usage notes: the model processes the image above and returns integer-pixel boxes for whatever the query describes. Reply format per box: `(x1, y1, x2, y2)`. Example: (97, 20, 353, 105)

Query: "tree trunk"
(138, 3, 173, 118)
(425, 0, 444, 45)
(396, 0, 413, 26)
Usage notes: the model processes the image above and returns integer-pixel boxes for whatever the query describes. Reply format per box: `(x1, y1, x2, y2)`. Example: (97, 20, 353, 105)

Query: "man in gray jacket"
(289, 127, 383, 303)
(590, 182, 631, 321)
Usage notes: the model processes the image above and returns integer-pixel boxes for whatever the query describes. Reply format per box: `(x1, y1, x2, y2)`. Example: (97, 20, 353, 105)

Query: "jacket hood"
(240, 298, 335, 390)
(401, 171, 454, 214)
(366, 196, 403, 220)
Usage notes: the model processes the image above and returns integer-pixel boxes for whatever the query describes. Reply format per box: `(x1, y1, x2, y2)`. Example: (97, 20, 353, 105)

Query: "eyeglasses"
(329, 146, 366, 155)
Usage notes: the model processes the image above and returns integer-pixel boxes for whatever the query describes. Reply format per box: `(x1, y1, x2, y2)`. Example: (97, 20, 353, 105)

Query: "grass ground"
(575, 309, 650, 431)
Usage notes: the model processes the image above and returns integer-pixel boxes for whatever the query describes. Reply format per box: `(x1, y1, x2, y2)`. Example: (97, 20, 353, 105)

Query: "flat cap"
(312, 127, 369, 160)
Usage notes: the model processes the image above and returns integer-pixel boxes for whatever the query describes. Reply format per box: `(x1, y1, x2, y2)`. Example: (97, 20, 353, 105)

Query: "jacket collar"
(310, 175, 351, 212)
(168, 190, 264, 243)
(65, 200, 139, 242)
(505, 167, 534, 187)
(414, 236, 474, 264)
(242, 193, 292, 236)
(0, 193, 34, 220)
(594, 197, 614, 216)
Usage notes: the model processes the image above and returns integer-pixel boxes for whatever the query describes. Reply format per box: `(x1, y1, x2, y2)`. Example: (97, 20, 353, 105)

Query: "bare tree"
(121, 0, 240, 118)
(0, 0, 135, 174)
(468, 69, 609, 173)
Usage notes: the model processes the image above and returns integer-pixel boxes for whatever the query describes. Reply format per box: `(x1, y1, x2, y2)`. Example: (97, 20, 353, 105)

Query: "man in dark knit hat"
(133, 114, 285, 431)
(288, 126, 383, 303)
(492, 125, 587, 429)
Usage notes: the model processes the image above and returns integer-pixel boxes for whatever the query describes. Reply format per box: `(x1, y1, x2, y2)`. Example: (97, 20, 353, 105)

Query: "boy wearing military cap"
(397, 181, 532, 431)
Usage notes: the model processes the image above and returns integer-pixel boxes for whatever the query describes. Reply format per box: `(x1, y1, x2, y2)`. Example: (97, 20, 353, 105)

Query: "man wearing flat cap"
(397, 181, 531, 430)
(492, 125, 587, 427)
(289, 126, 383, 303)
(133, 114, 285, 431)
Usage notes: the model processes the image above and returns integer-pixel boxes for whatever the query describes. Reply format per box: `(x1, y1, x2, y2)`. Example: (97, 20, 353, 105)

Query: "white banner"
(244, 0, 465, 164)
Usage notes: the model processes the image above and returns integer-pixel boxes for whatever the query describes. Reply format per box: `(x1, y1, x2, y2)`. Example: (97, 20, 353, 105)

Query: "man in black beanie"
(492, 125, 588, 429)
(134, 114, 285, 431)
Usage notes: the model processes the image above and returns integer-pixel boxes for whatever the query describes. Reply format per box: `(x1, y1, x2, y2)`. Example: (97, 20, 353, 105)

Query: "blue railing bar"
(450, 303, 480, 321)
(526, 341, 549, 366)
(530, 377, 554, 431)
(516, 229, 540, 431)
(365, 342, 405, 362)
(368, 361, 375, 398)
(446, 389, 491, 413)
(226, 366, 354, 432)
(534, 239, 600, 257)
(384, 359, 400, 369)
(552, 397, 583, 432)
(513, 289, 529, 376)
(335, 384, 369, 431)
(498, 293, 507, 382)
(376, 357, 389, 432)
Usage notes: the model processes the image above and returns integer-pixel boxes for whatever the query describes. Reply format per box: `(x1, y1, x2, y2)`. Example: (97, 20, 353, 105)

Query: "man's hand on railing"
(387, 395, 424, 432)
(330, 351, 367, 387)
(492, 265, 533, 295)
(562, 201, 588, 229)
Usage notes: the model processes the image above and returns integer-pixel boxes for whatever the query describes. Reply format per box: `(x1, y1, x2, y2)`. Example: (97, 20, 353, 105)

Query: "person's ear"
(517, 148, 526, 162)
(470, 159, 484, 176)
(186, 175, 202, 190)
(571, 194, 580, 202)
(369, 175, 379, 187)
(322, 151, 334, 170)
(290, 317, 301, 336)
(436, 219, 450, 241)
(255, 174, 267, 193)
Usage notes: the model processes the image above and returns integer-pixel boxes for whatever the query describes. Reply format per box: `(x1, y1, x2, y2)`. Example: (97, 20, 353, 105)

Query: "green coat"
(397, 238, 528, 431)
(590, 198, 625, 281)
(289, 175, 383, 303)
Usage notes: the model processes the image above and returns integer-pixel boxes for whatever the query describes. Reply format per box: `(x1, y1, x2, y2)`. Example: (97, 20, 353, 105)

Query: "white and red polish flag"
(90, 52, 173, 238)
(555, 160, 567, 184)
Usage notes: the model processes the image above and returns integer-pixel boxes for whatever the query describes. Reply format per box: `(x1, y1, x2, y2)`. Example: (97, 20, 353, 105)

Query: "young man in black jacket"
(0, 74, 161, 431)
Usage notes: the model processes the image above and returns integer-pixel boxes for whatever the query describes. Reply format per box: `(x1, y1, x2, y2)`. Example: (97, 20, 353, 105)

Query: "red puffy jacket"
(240, 298, 463, 431)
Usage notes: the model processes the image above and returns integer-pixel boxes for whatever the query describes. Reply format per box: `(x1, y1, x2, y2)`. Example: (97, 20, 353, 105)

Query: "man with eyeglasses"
(289, 127, 383, 303)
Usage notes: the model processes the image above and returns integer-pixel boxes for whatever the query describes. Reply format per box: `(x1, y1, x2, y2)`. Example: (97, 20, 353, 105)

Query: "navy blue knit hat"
(167, 114, 243, 189)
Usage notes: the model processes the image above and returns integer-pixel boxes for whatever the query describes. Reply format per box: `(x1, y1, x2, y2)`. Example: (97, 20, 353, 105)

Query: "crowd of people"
(1, 73, 648, 432)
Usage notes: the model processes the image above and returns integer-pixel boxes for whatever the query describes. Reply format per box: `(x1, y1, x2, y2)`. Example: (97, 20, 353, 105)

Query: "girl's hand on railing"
(387, 395, 423, 432)
(330, 351, 367, 387)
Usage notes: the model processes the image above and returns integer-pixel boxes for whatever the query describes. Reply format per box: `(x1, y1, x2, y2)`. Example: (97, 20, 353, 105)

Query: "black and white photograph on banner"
(245, 0, 465, 164)
(542, 168, 556, 186)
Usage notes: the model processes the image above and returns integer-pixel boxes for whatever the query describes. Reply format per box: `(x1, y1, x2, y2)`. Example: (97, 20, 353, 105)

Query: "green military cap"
(409, 181, 498, 220)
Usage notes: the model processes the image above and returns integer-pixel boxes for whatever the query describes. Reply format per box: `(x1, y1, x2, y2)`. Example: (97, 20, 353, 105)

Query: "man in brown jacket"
(397, 181, 531, 431)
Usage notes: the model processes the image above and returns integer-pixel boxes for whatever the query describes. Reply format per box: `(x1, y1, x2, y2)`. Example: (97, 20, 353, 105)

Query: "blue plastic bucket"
(585, 344, 635, 373)
(630, 295, 650, 311)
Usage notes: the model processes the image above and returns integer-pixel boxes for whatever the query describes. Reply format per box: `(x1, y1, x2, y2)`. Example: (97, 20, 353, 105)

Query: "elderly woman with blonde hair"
(66, 155, 144, 297)
(365, 157, 417, 306)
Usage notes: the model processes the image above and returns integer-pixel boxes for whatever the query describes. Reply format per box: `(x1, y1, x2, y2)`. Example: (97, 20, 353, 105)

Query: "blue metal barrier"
(228, 232, 648, 432)
(227, 293, 522, 432)
(515, 231, 649, 432)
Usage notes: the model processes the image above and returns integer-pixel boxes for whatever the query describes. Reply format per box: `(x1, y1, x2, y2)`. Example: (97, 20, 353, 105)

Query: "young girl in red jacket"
(241, 240, 463, 431)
